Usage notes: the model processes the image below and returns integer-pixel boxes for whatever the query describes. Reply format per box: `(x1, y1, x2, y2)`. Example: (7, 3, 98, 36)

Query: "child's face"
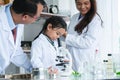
(46, 26, 66, 40)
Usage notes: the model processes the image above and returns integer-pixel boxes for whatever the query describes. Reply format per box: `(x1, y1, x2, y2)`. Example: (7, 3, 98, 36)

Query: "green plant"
(72, 71, 81, 77)
(116, 71, 120, 76)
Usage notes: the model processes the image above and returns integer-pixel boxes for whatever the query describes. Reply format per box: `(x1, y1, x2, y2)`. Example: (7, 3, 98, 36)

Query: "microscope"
(55, 47, 73, 76)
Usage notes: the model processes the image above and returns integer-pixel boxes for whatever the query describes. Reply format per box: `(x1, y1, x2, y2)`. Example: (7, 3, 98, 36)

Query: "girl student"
(31, 16, 67, 74)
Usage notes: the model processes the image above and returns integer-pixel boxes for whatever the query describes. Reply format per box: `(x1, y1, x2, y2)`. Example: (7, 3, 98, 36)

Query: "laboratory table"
(0, 73, 120, 80)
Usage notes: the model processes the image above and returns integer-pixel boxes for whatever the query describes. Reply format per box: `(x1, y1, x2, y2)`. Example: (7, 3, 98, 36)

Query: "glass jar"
(32, 68, 45, 80)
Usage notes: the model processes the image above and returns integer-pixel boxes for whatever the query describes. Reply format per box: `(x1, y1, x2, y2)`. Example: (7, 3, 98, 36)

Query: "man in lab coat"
(0, 0, 46, 74)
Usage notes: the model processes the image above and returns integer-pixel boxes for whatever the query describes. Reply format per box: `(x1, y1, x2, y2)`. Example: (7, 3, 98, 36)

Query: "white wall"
(57, 0, 71, 17)
(97, 0, 119, 54)
(118, 0, 120, 38)
(69, 0, 78, 17)
(96, 0, 112, 54)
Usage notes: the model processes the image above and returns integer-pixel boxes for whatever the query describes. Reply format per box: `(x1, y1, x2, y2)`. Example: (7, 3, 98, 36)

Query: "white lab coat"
(31, 34, 57, 68)
(0, 5, 32, 74)
(65, 13, 103, 71)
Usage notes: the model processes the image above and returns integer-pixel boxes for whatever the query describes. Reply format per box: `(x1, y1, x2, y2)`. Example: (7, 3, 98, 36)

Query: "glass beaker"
(113, 53, 120, 77)
(32, 68, 45, 80)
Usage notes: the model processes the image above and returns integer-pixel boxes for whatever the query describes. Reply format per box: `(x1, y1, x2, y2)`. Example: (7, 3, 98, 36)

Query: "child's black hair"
(34, 16, 67, 40)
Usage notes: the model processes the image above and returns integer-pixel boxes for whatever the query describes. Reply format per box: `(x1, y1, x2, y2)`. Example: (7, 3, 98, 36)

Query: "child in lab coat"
(31, 16, 67, 74)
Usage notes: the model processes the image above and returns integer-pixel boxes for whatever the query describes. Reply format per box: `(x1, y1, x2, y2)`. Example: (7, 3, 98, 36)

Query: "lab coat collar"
(78, 13, 84, 20)
(0, 4, 11, 31)
(43, 33, 54, 46)
(40, 34, 57, 51)
(78, 14, 81, 20)
(5, 4, 16, 30)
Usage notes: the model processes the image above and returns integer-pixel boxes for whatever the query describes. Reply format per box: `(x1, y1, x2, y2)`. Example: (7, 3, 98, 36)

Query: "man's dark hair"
(11, 0, 46, 16)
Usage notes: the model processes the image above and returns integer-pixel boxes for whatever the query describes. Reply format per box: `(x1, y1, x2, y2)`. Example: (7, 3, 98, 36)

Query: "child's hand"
(48, 66, 58, 74)
(64, 59, 70, 62)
